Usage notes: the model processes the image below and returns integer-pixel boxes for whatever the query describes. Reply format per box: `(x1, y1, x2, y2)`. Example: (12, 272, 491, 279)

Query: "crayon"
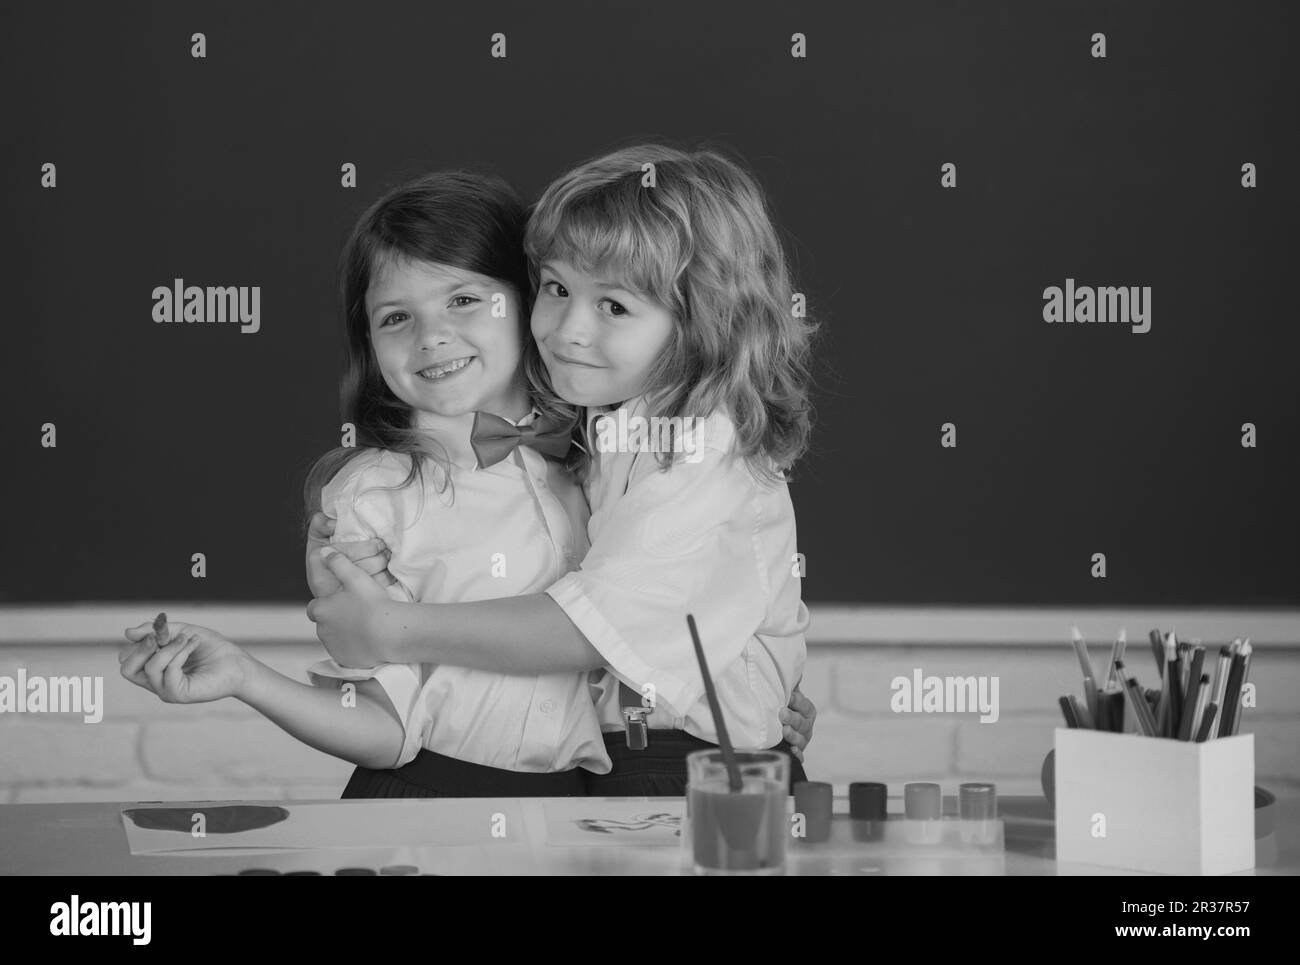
(152, 612, 170, 648)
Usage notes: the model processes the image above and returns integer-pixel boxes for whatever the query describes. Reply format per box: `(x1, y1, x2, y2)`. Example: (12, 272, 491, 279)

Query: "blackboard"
(3, 0, 1297, 605)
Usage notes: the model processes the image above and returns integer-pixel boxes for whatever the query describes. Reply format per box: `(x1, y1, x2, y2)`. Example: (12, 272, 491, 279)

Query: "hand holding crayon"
(151, 612, 170, 648)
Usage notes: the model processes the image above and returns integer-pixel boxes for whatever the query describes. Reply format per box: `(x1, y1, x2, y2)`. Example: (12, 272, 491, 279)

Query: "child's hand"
(306, 548, 395, 668)
(119, 622, 251, 704)
(305, 511, 397, 597)
(779, 685, 817, 762)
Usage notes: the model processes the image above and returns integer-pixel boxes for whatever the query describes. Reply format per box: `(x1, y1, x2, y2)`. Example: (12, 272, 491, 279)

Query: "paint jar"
(959, 782, 998, 846)
(903, 782, 942, 844)
(849, 781, 888, 842)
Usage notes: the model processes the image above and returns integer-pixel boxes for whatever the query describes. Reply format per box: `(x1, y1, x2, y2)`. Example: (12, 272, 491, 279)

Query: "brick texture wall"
(3, 635, 1296, 803)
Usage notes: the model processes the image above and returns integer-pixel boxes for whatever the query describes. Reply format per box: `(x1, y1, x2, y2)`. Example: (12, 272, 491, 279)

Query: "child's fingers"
(120, 638, 158, 682)
(143, 637, 193, 694)
(308, 512, 336, 541)
(782, 722, 808, 751)
(161, 635, 203, 700)
(154, 621, 193, 645)
(788, 687, 817, 721)
(780, 707, 808, 734)
(333, 538, 391, 575)
(125, 620, 193, 647)
(782, 725, 806, 761)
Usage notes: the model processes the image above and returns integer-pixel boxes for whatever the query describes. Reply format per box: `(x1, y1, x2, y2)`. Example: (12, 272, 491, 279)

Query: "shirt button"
(539, 699, 556, 714)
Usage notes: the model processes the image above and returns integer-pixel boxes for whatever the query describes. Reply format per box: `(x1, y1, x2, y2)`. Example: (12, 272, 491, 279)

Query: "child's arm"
(120, 622, 405, 770)
(310, 577, 603, 673)
(307, 424, 815, 747)
(311, 433, 783, 712)
(309, 557, 819, 752)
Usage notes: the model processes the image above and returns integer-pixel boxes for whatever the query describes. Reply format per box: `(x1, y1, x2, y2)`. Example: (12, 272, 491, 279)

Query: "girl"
(307, 144, 819, 795)
(120, 171, 611, 796)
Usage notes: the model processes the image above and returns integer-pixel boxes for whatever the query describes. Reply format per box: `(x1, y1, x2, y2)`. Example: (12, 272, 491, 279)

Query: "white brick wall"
(2, 610, 1298, 803)
(0, 640, 354, 803)
(797, 646, 1300, 798)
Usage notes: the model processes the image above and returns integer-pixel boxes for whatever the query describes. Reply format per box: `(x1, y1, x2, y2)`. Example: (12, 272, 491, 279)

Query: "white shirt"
(544, 396, 809, 750)
(308, 411, 611, 774)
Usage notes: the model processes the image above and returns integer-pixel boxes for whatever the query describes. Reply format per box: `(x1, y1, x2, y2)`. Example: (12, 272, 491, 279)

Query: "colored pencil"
(1195, 703, 1218, 742)
(1069, 693, 1095, 730)
(1229, 641, 1253, 737)
(1071, 626, 1099, 721)
(1217, 647, 1247, 738)
(1117, 664, 1157, 737)
(1059, 695, 1080, 728)
(1184, 673, 1210, 743)
(1177, 648, 1206, 740)
(1106, 628, 1127, 687)
(1148, 629, 1165, 675)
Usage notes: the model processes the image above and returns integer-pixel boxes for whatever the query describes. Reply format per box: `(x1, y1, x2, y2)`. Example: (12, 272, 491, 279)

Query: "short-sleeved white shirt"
(309, 410, 611, 774)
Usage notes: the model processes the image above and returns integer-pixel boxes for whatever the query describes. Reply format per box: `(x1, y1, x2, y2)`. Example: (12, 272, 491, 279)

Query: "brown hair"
(301, 170, 578, 532)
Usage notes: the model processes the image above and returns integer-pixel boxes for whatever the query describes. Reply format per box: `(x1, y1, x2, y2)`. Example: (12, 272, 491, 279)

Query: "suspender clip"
(622, 707, 652, 750)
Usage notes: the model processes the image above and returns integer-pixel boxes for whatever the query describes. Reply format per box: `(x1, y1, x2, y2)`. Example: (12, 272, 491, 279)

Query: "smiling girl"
(120, 172, 609, 796)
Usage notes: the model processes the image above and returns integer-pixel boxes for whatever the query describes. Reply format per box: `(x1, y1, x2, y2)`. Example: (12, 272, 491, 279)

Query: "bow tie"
(469, 411, 576, 469)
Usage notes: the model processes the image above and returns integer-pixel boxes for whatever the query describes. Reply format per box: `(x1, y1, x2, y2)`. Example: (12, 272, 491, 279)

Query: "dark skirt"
(585, 730, 810, 797)
(342, 748, 587, 799)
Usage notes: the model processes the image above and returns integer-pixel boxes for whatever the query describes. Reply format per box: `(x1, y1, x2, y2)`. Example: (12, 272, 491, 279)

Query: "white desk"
(0, 795, 1293, 875)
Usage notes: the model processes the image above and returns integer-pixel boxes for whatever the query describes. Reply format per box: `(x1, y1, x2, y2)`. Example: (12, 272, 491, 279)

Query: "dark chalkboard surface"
(2, 0, 1297, 605)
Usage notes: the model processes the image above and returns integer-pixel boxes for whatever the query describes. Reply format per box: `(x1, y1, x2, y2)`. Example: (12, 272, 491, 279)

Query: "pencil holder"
(1053, 728, 1254, 875)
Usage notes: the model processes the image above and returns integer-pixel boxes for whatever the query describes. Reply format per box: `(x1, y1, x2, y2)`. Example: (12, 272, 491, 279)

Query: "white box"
(1054, 728, 1254, 875)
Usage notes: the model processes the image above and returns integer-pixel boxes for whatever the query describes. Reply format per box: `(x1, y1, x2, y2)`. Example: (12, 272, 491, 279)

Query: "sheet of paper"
(543, 798, 685, 847)
(119, 799, 527, 855)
